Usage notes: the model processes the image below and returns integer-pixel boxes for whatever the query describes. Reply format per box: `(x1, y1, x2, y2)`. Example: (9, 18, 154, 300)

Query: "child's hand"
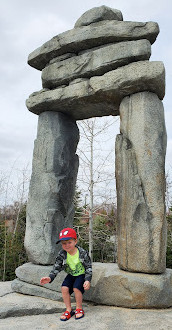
(40, 277, 51, 285)
(83, 280, 90, 290)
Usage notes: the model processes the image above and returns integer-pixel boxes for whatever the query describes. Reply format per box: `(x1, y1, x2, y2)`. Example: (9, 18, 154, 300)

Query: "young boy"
(40, 227, 92, 321)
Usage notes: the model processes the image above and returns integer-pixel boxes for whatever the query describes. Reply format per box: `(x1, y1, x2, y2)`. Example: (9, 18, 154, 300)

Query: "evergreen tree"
(0, 203, 28, 281)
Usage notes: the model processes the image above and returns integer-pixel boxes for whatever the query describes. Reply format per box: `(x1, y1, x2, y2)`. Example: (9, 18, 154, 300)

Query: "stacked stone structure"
(12, 6, 172, 308)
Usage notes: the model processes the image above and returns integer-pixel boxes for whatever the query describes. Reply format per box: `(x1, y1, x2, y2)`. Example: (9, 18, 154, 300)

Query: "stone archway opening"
(76, 116, 120, 204)
(76, 115, 120, 261)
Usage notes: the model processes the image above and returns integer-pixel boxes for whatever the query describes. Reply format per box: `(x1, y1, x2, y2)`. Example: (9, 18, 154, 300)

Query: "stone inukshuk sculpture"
(12, 6, 172, 308)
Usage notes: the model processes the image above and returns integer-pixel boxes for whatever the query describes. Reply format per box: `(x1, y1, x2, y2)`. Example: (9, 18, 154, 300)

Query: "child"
(40, 227, 92, 321)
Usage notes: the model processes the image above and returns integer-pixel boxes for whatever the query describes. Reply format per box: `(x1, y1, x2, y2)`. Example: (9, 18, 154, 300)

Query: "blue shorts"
(62, 274, 85, 295)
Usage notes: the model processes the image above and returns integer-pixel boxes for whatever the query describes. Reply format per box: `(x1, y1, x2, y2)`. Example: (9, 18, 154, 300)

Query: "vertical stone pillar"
(24, 111, 79, 265)
(115, 92, 167, 273)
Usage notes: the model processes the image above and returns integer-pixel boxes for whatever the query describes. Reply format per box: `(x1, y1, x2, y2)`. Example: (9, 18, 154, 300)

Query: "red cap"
(56, 227, 77, 244)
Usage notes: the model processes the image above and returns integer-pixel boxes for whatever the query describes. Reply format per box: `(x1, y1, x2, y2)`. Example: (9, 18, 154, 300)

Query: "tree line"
(0, 196, 172, 282)
(0, 202, 28, 281)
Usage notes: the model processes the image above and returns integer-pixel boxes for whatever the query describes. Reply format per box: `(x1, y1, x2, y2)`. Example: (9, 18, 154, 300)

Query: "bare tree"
(166, 171, 172, 214)
(12, 166, 30, 238)
(76, 116, 119, 260)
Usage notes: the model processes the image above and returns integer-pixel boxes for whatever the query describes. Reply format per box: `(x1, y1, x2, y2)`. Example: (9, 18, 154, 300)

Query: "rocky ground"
(0, 282, 172, 329)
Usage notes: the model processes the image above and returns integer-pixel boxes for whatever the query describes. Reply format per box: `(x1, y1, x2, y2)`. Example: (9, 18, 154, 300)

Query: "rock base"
(12, 262, 172, 309)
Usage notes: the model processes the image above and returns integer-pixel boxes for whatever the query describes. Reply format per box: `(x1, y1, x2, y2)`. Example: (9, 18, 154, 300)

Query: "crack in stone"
(0, 292, 13, 298)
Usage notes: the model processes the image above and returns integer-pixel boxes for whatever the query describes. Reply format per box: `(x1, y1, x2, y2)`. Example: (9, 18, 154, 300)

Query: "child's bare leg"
(73, 288, 83, 318)
(61, 286, 71, 319)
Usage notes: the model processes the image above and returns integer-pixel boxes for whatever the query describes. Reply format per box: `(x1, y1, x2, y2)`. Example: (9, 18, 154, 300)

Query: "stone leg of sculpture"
(24, 111, 79, 265)
(115, 92, 167, 273)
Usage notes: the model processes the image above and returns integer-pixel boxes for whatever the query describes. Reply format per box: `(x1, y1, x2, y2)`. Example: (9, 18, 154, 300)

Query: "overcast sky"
(0, 0, 172, 203)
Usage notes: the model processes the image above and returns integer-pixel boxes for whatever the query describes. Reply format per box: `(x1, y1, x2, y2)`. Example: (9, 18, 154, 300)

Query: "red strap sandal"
(75, 308, 85, 320)
(60, 310, 75, 321)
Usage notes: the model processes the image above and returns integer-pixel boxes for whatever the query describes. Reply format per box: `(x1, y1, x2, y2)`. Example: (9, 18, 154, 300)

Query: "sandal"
(75, 308, 84, 320)
(60, 310, 75, 321)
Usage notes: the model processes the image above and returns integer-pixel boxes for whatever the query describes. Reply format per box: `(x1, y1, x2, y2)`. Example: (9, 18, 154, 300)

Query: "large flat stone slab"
(0, 292, 65, 319)
(15, 262, 66, 291)
(11, 279, 63, 301)
(28, 20, 159, 70)
(85, 264, 172, 308)
(0, 304, 172, 330)
(42, 39, 151, 88)
(26, 61, 165, 120)
(13, 262, 172, 308)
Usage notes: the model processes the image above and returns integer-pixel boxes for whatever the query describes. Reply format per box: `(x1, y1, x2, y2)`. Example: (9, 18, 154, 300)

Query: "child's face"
(61, 239, 77, 253)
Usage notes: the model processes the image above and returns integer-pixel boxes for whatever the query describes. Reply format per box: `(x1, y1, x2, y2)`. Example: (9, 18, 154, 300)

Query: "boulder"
(86, 264, 172, 308)
(15, 262, 66, 291)
(13, 262, 172, 308)
(11, 279, 63, 301)
(74, 6, 123, 27)
(26, 61, 165, 120)
(28, 21, 159, 70)
(115, 92, 167, 273)
(42, 39, 151, 89)
(24, 112, 79, 264)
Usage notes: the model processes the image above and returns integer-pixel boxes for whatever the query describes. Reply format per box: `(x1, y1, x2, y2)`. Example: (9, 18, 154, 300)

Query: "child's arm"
(40, 277, 51, 285)
(48, 251, 64, 282)
(83, 250, 92, 283)
(80, 247, 92, 290)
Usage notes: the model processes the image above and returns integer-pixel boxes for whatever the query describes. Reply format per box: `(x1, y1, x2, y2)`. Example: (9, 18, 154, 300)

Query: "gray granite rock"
(0, 281, 13, 297)
(12, 262, 172, 308)
(0, 292, 65, 319)
(24, 112, 79, 264)
(42, 39, 151, 89)
(11, 279, 63, 301)
(85, 264, 172, 308)
(1, 304, 172, 330)
(74, 6, 123, 27)
(15, 262, 66, 292)
(115, 92, 167, 273)
(26, 61, 165, 120)
(28, 20, 159, 70)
